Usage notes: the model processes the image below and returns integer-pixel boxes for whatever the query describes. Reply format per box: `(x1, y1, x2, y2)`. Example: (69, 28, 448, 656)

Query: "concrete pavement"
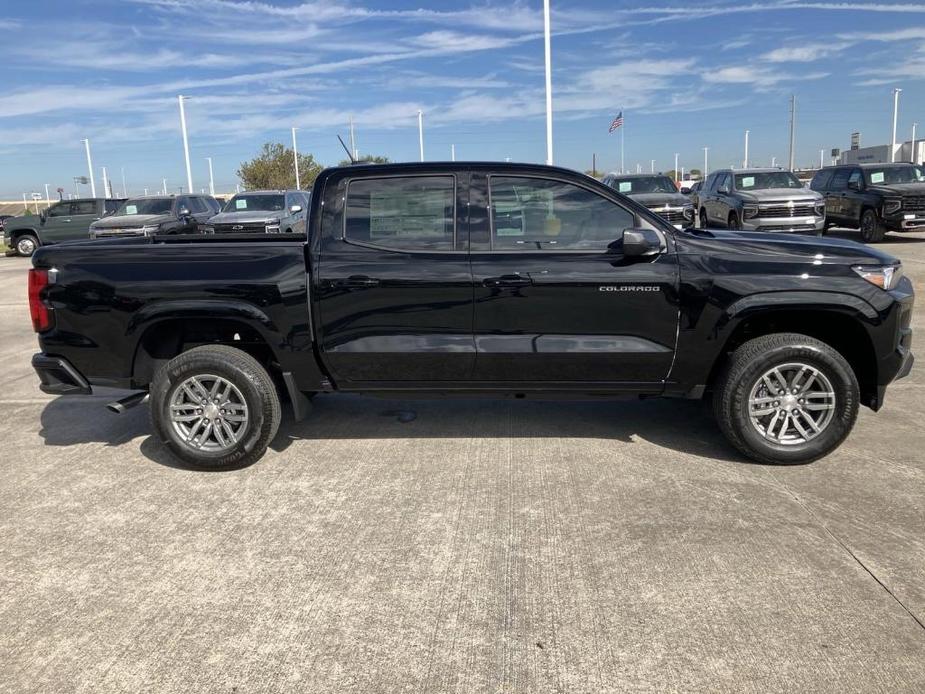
(1, 231, 924, 693)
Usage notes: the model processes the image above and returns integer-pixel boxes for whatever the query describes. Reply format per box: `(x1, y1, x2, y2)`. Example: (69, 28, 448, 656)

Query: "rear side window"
(489, 176, 635, 251)
(72, 201, 97, 215)
(830, 169, 850, 190)
(345, 176, 455, 251)
(811, 169, 833, 191)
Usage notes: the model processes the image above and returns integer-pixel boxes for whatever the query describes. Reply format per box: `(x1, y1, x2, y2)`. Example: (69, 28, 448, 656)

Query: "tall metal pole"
(891, 87, 902, 163)
(418, 110, 425, 162)
(291, 127, 301, 189)
(451, 144, 456, 162)
(703, 147, 709, 176)
(650, 159, 654, 173)
(206, 157, 215, 196)
(44, 183, 50, 206)
(349, 116, 357, 159)
(543, 0, 553, 165)
(81, 138, 96, 197)
(178, 95, 193, 194)
(819, 149, 824, 169)
(121, 167, 127, 197)
(101, 167, 109, 198)
(743, 130, 749, 168)
(788, 94, 796, 171)
(912, 122, 918, 164)
(674, 153, 679, 183)
(162, 178, 168, 195)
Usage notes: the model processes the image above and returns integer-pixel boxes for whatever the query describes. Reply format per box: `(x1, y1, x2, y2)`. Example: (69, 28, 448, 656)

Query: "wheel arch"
(706, 296, 880, 408)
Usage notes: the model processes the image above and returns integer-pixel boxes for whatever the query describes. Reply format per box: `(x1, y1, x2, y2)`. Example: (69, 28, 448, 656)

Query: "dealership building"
(838, 136, 924, 166)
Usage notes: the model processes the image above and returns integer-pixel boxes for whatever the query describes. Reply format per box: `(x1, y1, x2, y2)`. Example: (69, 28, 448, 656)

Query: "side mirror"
(179, 207, 190, 217)
(680, 187, 691, 194)
(620, 227, 663, 257)
(717, 185, 730, 195)
(289, 204, 302, 214)
(847, 180, 861, 191)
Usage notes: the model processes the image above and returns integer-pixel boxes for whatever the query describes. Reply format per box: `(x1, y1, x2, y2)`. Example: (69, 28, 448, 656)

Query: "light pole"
(743, 130, 749, 168)
(291, 127, 301, 189)
(44, 183, 50, 206)
(349, 116, 357, 159)
(178, 95, 194, 194)
(81, 138, 96, 197)
(417, 110, 425, 162)
(451, 144, 456, 162)
(912, 122, 918, 164)
(819, 149, 824, 169)
(543, 0, 553, 165)
(674, 153, 679, 183)
(101, 167, 109, 198)
(891, 87, 902, 163)
(650, 159, 655, 173)
(206, 157, 215, 196)
(121, 167, 127, 197)
(703, 147, 709, 176)
(162, 178, 168, 195)
(771, 156, 777, 167)
(788, 94, 796, 171)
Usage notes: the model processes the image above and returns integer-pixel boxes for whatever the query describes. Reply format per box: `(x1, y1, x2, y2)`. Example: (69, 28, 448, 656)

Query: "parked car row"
(603, 161, 925, 244)
(3, 189, 310, 256)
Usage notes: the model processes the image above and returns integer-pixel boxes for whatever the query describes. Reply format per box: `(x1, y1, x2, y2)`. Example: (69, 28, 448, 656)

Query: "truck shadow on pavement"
(37, 392, 758, 469)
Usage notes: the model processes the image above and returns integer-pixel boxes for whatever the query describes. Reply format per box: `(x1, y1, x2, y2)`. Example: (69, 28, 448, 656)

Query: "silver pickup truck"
(202, 190, 310, 234)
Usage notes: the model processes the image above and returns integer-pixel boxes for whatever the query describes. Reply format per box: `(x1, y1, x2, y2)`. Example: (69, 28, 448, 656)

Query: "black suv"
(89, 195, 220, 239)
(811, 163, 925, 243)
(602, 173, 694, 229)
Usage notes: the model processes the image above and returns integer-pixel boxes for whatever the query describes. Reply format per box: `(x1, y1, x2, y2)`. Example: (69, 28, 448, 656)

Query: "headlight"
(852, 264, 904, 290)
(266, 219, 281, 233)
(814, 202, 826, 216)
(743, 204, 759, 219)
(883, 198, 902, 214)
(683, 204, 694, 220)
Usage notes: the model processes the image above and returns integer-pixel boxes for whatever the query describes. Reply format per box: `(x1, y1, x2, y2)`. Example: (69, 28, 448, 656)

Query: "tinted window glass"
(104, 199, 121, 214)
(811, 169, 833, 191)
(224, 194, 286, 212)
(863, 165, 925, 185)
(345, 176, 455, 251)
(116, 198, 173, 216)
(734, 171, 802, 190)
(189, 197, 208, 214)
(71, 201, 97, 215)
(46, 203, 70, 218)
(606, 175, 677, 194)
(830, 169, 850, 190)
(848, 169, 863, 188)
(489, 176, 635, 251)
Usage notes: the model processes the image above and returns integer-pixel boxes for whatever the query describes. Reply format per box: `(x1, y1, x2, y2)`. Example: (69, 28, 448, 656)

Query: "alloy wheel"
(747, 362, 836, 445)
(169, 374, 249, 452)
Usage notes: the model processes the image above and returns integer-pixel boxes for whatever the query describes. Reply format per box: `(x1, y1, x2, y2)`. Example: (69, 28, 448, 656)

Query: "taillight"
(28, 268, 53, 332)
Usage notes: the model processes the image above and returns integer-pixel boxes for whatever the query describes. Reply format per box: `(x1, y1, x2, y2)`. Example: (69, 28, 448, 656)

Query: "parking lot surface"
(1, 231, 924, 693)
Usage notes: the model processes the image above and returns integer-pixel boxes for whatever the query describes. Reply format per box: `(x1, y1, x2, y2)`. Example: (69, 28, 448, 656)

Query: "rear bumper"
(32, 353, 92, 395)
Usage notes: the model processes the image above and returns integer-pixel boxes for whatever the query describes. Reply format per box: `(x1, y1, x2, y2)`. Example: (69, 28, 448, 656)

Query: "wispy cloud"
(703, 65, 829, 88)
(760, 43, 852, 62)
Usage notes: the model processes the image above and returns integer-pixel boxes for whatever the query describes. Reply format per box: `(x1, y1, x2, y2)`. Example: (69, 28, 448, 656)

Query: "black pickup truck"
(29, 163, 914, 469)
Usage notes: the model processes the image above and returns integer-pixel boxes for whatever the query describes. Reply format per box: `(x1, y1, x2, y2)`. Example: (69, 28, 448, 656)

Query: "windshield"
(224, 194, 285, 212)
(864, 165, 925, 185)
(610, 176, 677, 194)
(115, 198, 173, 216)
(734, 172, 803, 190)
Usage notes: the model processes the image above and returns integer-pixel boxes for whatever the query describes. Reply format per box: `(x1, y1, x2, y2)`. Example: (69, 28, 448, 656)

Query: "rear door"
(468, 172, 678, 387)
(844, 168, 865, 224)
(315, 171, 475, 385)
(828, 168, 850, 222)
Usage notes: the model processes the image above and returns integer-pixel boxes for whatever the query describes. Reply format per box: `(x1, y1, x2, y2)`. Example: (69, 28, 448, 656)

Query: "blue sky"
(2, 0, 925, 197)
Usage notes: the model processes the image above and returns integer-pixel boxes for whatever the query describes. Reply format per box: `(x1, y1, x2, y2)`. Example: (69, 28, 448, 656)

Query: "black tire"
(713, 333, 859, 465)
(860, 208, 887, 243)
(14, 234, 39, 257)
(150, 345, 281, 469)
(699, 209, 708, 229)
(728, 212, 741, 230)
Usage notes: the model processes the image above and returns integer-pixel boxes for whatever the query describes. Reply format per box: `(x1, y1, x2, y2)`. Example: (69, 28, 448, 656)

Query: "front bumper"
(32, 353, 92, 395)
(884, 212, 925, 231)
(742, 215, 825, 233)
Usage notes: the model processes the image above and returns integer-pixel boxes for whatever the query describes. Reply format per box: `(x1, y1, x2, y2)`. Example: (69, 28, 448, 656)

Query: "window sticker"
(369, 188, 448, 239)
(740, 176, 755, 188)
(870, 172, 885, 184)
(125, 205, 137, 214)
(618, 182, 632, 193)
(235, 199, 248, 209)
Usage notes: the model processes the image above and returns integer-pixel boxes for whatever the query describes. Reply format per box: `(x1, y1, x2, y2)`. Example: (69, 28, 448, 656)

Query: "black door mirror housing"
(847, 179, 862, 191)
(680, 187, 691, 194)
(717, 185, 730, 195)
(620, 228, 663, 257)
(178, 207, 190, 217)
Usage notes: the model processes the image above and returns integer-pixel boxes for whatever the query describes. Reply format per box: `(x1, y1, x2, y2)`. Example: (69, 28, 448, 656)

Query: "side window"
(715, 174, 729, 191)
(345, 176, 455, 251)
(176, 197, 191, 214)
(189, 197, 208, 214)
(489, 176, 635, 251)
(811, 169, 833, 191)
(46, 203, 70, 218)
(71, 200, 97, 215)
(848, 169, 863, 189)
(830, 169, 850, 190)
(104, 199, 121, 214)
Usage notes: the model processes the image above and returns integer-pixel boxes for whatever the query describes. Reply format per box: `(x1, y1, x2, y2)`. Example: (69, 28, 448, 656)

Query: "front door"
(315, 172, 474, 385)
(469, 173, 679, 387)
(42, 200, 99, 243)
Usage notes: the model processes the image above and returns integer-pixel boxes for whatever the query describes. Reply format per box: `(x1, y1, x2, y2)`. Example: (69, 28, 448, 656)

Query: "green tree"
(237, 142, 323, 190)
(338, 154, 391, 166)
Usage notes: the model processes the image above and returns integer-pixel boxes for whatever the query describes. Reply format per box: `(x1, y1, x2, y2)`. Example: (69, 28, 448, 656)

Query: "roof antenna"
(337, 135, 356, 164)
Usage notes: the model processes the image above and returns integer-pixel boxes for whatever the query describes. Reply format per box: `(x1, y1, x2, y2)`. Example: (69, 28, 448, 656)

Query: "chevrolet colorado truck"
(29, 163, 914, 469)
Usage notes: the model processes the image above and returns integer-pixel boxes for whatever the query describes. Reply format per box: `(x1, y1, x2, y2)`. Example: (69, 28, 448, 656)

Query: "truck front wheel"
(15, 234, 39, 257)
(713, 333, 858, 465)
(150, 345, 281, 469)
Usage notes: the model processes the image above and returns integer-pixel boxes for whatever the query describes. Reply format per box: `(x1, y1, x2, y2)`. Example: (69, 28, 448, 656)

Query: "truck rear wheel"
(713, 333, 858, 465)
(150, 345, 281, 469)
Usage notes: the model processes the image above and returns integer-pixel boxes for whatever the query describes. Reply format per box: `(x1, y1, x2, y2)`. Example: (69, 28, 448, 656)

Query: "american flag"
(609, 111, 624, 132)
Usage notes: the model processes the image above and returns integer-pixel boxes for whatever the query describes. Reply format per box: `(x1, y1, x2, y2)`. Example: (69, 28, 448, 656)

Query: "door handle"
(483, 274, 532, 288)
(332, 275, 380, 288)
